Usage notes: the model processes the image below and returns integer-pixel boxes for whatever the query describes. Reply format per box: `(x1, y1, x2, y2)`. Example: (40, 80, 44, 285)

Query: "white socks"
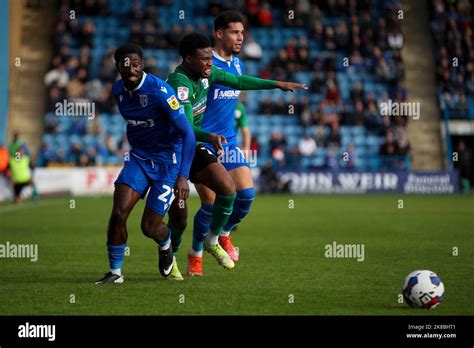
(190, 248, 203, 257)
(159, 238, 171, 251)
(110, 268, 122, 276)
(205, 232, 219, 245)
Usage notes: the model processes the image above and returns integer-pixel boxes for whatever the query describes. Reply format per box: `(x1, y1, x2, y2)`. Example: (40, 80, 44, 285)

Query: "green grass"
(0, 194, 473, 315)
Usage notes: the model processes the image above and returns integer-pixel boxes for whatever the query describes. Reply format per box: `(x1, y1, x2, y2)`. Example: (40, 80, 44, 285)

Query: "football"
(403, 270, 445, 309)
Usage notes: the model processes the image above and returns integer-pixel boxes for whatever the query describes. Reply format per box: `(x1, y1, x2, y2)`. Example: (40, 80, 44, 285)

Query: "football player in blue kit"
(191, 11, 260, 267)
(167, 13, 307, 277)
(95, 44, 195, 284)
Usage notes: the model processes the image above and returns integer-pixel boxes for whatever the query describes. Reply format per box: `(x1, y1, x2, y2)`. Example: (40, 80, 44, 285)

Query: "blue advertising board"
(278, 171, 460, 194)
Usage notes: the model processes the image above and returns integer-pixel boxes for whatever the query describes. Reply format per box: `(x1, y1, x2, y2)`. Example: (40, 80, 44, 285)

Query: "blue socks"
(192, 203, 213, 252)
(223, 187, 255, 232)
(107, 243, 126, 271)
(157, 228, 171, 250)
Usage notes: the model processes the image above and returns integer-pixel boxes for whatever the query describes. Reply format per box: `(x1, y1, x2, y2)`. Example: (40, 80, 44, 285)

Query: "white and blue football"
(403, 270, 444, 309)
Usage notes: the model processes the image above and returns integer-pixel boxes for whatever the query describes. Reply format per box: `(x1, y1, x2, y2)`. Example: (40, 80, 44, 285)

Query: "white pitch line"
(0, 199, 65, 214)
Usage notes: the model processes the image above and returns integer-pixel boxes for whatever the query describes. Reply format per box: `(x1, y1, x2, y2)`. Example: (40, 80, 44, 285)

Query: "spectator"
(286, 146, 302, 169)
(326, 145, 338, 170)
(38, 142, 55, 167)
(105, 134, 118, 155)
(46, 86, 64, 112)
(259, 96, 273, 115)
(259, 161, 279, 193)
(335, 21, 350, 50)
(44, 118, 59, 134)
(242, 35, 262, 60)
(350, 81, 365, 102)
(250, 135, 260, 155)
(387, 28, 403, 49)
(55, 147, 68, 164)
(344, 144, 356, 170)
(314, 125, 326, 147)
(455, 140, 472, 194)
(129, 22, 143, 47)
(44, 64, 69, 88)
(257, 2, 273, 27)
(298, 135, 317, 157)
(327, 123, 341, 147)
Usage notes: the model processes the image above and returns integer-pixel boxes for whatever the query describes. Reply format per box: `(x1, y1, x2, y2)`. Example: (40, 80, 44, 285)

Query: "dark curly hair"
(178, 33, 212, 59)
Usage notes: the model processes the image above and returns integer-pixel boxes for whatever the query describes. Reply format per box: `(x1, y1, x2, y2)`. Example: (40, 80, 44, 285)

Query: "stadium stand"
(40, 0, 414, 172)
(429, 0, 474, 120)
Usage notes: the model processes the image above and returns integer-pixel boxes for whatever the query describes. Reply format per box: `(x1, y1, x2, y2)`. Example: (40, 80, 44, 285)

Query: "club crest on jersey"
(167, 95, 180, 110)
(234, 62, 242, 75)
(177, 86, 189, 101)
(139, 94, 148, 107)
(202, 78, 209, 89)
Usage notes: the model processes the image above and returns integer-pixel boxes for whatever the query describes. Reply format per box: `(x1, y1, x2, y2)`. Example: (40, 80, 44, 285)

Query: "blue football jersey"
(202, 51, 245, 146)
(112, 72, 184, 164)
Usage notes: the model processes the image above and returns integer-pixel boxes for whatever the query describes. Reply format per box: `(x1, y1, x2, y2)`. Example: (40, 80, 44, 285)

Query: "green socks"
(210, 193, 237, 236)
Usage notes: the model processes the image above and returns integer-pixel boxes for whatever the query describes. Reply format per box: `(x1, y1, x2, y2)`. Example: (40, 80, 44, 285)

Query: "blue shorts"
(201, 143, 250, 171)
(115, 153, 178, 217)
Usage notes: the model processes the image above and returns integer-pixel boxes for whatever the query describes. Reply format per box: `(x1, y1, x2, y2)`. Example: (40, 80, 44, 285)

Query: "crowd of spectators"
(41, 0, 410, 171)
(430, 0, 473, 117)
(256, 0, 410, 170)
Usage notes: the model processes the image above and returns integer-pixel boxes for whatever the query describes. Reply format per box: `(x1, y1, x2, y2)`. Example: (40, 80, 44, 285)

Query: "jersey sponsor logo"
(177, 86, 189, 101)
(192, 104, 206, 116)
(127, 119, 155, 127)
(201, 78, 209, 89)
(167, 95, 180, 110)
(160, 86, 168, 94)
(192, 97, 207, 116)
(213, 89, 241, 99)
(139, 94, 148, 107)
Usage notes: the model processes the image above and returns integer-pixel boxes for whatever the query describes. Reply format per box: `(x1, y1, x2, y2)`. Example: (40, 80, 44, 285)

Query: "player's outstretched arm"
(212, 66, 307, 92)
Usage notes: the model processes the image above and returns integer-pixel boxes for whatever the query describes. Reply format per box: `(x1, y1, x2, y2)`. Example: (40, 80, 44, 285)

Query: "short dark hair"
(114, 43, 143, 63)
(178, 33, 212, 59)
(214, 11, 244, 32)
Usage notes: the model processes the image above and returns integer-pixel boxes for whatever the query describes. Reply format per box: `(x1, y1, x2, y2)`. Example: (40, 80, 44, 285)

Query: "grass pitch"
(0, 194, 473, 315)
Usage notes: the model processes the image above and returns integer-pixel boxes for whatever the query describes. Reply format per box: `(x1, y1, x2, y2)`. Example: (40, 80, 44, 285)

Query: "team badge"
(167, 95, 180, 110)
(202, 78, 209, 89)
(139, 94, 148, 107)
(235, 62, 242, 75)
(177, 86, 189, 100)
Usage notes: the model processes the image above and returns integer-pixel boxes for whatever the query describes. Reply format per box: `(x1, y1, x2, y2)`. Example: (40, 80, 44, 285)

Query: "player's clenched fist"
(174, 176, 190, 201)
